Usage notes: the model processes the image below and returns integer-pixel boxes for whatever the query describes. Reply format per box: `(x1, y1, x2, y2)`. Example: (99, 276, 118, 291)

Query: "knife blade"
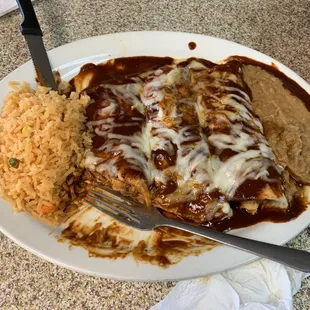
(23, 34, 57, 90)
(16, 0, 57, 90)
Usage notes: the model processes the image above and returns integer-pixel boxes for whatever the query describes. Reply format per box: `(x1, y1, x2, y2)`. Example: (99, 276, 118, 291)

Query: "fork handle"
(16, 0, 42, 36)
(162, 219, 310, 272)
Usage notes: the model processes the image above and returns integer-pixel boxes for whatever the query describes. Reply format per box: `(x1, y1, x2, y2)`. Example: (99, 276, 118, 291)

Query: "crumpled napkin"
(151, 259, 309, 310)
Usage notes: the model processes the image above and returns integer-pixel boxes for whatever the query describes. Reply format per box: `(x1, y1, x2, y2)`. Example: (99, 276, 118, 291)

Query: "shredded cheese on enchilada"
(82, 58, 287, 224)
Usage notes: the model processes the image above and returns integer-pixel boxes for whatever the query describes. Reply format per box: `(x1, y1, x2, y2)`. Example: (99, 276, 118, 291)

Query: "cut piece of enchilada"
(71, 56, 288, 225)
(84, 78, 152, 206)
(141, 62, 232, 223)
(190, 60, 288, 213)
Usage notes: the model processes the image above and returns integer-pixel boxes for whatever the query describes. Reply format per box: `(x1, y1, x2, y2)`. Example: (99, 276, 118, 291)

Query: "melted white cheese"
(85, 59, 287, 218)
(193, 73, 283, 201)
(107, 82, 145, 114)
(85, 81, 153, 184)
(142, 65, 212, 191)
(98, 101, 118, 116)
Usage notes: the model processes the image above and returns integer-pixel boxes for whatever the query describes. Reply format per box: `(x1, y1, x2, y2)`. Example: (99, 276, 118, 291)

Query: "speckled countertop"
(0, 0, 309, 309)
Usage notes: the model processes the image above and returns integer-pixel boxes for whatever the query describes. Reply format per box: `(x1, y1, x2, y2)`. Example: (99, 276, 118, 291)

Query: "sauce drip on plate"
(188, 41, 197, 50)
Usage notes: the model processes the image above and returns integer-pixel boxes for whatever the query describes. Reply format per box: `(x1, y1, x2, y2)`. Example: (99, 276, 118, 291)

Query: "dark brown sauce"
(71, 55, 310, 231)
(61, 216, 216, 267)
(205, 198, 306, 232)
(219, 148, 238, 161)
(154, 180, 178, 195)
(161, 197, 306, 233)
(233, 179, 281, 200)
(152, 149, 177, 170)
(188, 41, 197, 50)
(158, 190, 228, 224)
(72, 55, 310, 109)
(71, 56, 174, 89)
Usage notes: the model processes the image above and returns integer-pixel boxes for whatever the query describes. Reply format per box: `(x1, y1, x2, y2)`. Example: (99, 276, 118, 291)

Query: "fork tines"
(85, 185, 140, 224)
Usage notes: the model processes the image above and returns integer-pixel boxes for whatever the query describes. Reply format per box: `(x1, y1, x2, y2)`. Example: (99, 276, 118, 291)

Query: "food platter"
(0, 31, 309, 281)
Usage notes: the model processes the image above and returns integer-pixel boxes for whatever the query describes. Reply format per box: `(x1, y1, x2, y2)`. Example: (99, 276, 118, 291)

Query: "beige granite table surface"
(0, 0, 309, 309)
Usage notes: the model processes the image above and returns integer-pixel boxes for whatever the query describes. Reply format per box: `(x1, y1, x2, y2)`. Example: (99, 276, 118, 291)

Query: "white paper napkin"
(151, 259, 309, 310)
(0, 0, 34, 17)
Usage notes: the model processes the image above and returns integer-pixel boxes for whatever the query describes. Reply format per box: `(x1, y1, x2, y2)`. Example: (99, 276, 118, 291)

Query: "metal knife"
(16, 0, 57, 90)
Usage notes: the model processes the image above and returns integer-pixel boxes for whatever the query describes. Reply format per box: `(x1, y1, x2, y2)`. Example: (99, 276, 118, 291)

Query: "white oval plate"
(0, 32, 309, 282)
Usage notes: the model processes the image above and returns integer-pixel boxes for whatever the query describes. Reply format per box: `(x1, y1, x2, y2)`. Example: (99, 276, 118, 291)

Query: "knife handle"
(16, 0, 42, 36)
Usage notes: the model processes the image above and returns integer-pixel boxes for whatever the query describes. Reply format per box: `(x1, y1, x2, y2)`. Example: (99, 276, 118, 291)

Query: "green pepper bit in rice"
(8, 157, 19, 168)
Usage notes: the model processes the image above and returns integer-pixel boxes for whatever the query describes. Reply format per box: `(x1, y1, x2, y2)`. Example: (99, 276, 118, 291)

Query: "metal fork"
(85, 185, 310, 272)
